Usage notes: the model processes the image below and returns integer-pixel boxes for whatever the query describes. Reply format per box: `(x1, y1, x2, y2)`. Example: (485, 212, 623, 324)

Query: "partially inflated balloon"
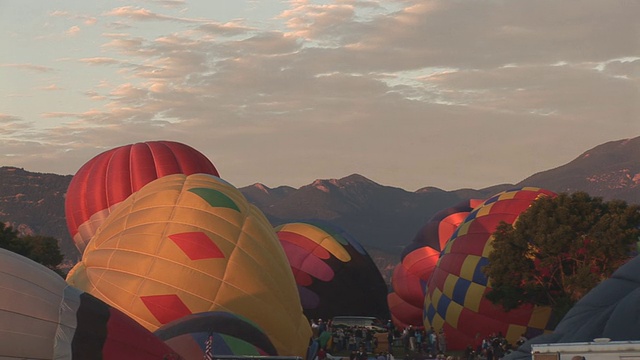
(67, 173, 310, 356)
(0, 248, 181, 359)
(390, 200, 483, 329)
(275, 221, 389, 320)
(65, 140, 219, 254)
(155, 311, 278, 359)
(423, 187, 557, 350)
(401, 199, 484, 259)
(388, 246, 440, 328)
(387, 292, 423, 330)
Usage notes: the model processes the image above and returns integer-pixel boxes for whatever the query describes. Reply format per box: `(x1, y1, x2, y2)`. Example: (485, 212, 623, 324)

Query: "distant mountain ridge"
(0, 136, 638, 281)
(242, 173, 507, 251)
(516, 138, 640, 202)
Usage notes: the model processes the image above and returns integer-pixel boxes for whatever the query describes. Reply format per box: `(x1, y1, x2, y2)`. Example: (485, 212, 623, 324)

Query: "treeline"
(0, 222, 64, 277)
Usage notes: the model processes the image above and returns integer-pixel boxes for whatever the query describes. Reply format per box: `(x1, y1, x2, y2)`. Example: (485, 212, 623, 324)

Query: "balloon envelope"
(390, 200, 483, 329)
(388, 246, 440, 328)
(423, 187, 557, 350)
(0, 248, 181, 359)
(276, 221, 390, 321)
(65, 140, 219, 254)
(401, 199, 484, 259)
(155, 311, 278, 359)
(67, 173, 310, 356)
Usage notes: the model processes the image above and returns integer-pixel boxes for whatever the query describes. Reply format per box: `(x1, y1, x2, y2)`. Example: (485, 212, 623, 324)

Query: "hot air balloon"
(389, 200, 483, 329)
(401, 199, 484, 259)
(0, 248, 181, 359)
(388, 246, 440, 329)
(423, 187, 557, 350)
(66, 173, 310, 356)
(155, 311, 278, 359)
(65, 140, 219, 255)
(275, 221, 389, 321)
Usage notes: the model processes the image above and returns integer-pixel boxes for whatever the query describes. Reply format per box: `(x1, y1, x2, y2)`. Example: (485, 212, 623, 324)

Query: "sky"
(1, 0, 638, 191)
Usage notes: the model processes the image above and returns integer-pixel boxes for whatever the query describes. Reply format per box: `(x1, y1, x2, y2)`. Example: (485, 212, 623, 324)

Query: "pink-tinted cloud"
(65, 25, 81, 36)
(0, 64, 54, 72)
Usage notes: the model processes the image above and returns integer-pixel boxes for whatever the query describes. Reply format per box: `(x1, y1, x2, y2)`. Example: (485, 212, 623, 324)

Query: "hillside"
(241, 174, 507, 254)
(517, 138, 640, 203)
(0, 136, 638, 280)
(0, 167, 76, 260)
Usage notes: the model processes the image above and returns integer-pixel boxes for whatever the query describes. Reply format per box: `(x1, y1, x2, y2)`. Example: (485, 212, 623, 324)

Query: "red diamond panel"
(140, 294, 192, 325)
(169, 232, 225, 260)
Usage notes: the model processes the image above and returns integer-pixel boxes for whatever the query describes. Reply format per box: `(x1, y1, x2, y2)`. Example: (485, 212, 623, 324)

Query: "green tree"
(21, 235, 64, 269)
(0, 222, 27, 254)
(0, 222, 64, 275)
(484, 191, 640, 321)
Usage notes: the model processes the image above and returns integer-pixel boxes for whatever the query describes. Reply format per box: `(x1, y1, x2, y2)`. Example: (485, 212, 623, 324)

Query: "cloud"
(8, 0, 639, 190)
(104, 6, 204, 23)
(196, 21, 254, 37)
(272, 0, 638, 72)
(279, 2, 357, 41)
(39, 84, 63, 91)
(49, 10, 70, 17)
(0, 114, 22, 123)
(146, 0, 187, 9)
(79, 57, 121, 65)
(50, 10, 97, 26)
(66, 25, 81, 36)
(0, 64, 54, 72)
(84, 90, 108, 101)
(0, 114, 34, 136)
(101, 33, 150, 56)
(602, 58, 640, 79)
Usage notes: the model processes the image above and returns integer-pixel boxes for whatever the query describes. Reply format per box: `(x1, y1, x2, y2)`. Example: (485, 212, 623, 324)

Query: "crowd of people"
(310, 318, 521, 360)
(311, 319, 382, 353)
(391, 323, 449, 359)
(311, 318, 392, 360)
(392, 323, 523, 360)
(465, 332, 516, 360)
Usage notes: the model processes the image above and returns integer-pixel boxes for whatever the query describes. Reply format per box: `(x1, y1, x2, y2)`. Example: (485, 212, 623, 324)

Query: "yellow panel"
(276, 223, 351, 262)
(423, 316, 433, 328)
(463, 282, 485, 312)
(506, 324, 527, 345)
(94, 248, 156, 281)
(528, 305, 553, 329)
(476, 203, 494, 217)
(430, 287, 443, 310)
(442, 273, 459, 298)
(169, 206, 244, 238)
(498, 191, 517, 200)
(486, 277, 493, 288)
(65, 262, 85, 285)
(459, 255, 480, 281)
(482, 237, 495, 258)
(521, 186, 541, 192)
(424, 292, 432, 309)
(431, 313, 445, 331)
(445, 301, 463, 329)
(454, 221, 472, 238)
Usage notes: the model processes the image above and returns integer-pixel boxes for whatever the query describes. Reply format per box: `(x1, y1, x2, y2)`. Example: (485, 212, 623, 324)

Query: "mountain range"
(0, 136, 638, 282)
